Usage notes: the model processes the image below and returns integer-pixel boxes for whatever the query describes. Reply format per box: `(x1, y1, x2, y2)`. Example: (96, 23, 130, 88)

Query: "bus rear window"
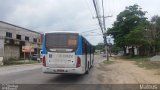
(45, 33, 78, 50)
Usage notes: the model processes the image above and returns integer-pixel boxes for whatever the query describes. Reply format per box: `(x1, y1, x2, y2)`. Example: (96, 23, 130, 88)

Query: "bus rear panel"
(42, 32, 94, 74)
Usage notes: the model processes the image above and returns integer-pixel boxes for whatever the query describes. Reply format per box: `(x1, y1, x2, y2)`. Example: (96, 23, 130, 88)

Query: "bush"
(3, 60, 13, 65)
(3, 58, 18, 65)
(3, 58, 38, 65)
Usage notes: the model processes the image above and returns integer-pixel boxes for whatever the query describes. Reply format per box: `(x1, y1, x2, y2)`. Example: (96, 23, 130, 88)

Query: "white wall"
(0, 39, 4, 65)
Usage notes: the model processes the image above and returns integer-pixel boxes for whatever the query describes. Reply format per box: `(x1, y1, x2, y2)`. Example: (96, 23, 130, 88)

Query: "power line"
(83, 0, 94, 17)
(81, 28, 100, 33)
(29, 24, 100, 32)
(85, 35, 103, 36)
(83, 34, 103, 36)
(89, 32, 102, 35)
(101, 0, 109, 61)
(92, 0, 111, 61)
(92, 0, 103, 34)
(102, 0, 106, 31)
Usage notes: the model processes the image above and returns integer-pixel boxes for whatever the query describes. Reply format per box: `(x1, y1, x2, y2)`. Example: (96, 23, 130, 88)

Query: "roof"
(0, 21, 41, 34)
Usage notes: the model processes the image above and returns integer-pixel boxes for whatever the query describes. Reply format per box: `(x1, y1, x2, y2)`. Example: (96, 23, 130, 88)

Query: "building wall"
(0, 21, 42, 62)
(0, 22, 41, 43)
(126, 46, 138, 55)
(0, 39, 4, 65)
(0, 39, 4, 57)
(4, 45, 20, 60)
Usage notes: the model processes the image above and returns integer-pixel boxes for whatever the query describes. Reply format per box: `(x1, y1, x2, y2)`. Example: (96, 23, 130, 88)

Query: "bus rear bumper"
(42, 67, 85, 74)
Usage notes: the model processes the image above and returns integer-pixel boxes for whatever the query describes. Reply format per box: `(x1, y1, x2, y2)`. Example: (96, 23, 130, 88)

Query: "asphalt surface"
(0, 55, 154, 90)
(0, 55, 109, 90)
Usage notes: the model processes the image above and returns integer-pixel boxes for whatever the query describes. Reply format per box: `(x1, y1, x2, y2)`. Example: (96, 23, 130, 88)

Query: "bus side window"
(82, 38, 86, 54)
(87, 43, 90, 54)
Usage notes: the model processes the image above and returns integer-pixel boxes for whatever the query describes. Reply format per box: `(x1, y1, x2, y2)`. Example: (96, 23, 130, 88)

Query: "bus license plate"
(57, 69, 64, 72)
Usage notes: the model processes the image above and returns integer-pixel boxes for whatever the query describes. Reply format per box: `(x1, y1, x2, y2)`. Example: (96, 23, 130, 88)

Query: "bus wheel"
(85, 62, 89, 74)
(85, 70, 89, 74)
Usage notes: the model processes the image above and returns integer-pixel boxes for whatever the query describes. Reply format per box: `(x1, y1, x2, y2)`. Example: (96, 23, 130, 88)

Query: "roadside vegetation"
(121, 56, 160, 70)
(95, 4, 160, 72)
(106, 4, 160, 56)
(3, 58, 38, 65)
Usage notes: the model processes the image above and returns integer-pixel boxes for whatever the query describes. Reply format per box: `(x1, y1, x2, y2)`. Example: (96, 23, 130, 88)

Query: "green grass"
(121, 55, 149, 60)
(121, 56, 160, 69)
(103, 60, 114, 64)
(136, 60, 160, 69)
(3, 60, 38, 65)
(13, 60, 38, 65)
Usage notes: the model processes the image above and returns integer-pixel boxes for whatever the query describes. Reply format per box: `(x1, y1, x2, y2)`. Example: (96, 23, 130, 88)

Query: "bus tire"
(85, 62, 90, 74)
(88, 62, 90, 70)
(85, 70, 89, 74)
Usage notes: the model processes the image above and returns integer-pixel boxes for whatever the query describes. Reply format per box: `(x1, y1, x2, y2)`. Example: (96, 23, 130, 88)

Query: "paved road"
(0, 55, 110, 90)
(0, 55, 156, 90)
(0, 55, 105, 84)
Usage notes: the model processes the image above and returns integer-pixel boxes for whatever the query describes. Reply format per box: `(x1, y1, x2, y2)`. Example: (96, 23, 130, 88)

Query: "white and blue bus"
(42, 31, 95, 74)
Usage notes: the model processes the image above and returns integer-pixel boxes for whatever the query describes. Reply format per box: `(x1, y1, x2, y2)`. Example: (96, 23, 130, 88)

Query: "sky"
(0, 0, 160, 45)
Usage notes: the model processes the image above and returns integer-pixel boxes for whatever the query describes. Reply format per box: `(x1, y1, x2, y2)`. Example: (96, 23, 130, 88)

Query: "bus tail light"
(76, 57, 81, 68)
(43, 56, 46, 67)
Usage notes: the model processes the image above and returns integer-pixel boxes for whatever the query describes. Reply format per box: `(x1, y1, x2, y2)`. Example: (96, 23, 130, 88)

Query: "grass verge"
(136, 60, 160, 69)
(3, 60, 38, 66)
(121, 56, 160, 69)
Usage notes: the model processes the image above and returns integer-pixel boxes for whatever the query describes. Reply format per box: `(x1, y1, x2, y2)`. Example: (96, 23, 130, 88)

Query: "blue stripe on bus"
(75, 35, 82, 55)
(42, 34, 47, 54)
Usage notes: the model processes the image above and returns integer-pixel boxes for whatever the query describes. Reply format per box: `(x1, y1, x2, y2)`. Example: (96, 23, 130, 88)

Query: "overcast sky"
(0, 0, 160, 45)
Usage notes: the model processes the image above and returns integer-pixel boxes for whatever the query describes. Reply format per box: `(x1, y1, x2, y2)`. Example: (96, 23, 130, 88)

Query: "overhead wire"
(83, 0, 95, 17)
(81, 28, 100, 33)
(92, 0, 104, 34)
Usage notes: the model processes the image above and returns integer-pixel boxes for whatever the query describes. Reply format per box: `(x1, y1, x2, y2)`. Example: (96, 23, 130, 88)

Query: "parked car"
(30, 54, 40, 61)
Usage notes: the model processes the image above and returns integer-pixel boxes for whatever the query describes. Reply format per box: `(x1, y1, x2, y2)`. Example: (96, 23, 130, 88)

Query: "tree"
(110, 44, 122, 54)
(95, 43, 105, 51)
(107, 4, 148, 56)
(146, 15, 160, 55)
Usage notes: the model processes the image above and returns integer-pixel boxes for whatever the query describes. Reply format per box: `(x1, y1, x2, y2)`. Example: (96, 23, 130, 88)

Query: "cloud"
(104, 0, 160, 28)
(0, 0, 160, 45)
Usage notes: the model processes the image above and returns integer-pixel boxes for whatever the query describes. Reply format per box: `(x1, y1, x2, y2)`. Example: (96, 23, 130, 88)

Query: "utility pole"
(102, 16, 111, 61)
(92, 0, 112, 61)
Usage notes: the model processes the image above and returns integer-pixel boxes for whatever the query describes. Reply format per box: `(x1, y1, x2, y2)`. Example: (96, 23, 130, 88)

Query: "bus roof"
(45, 31, 81, 34)
(44, 31, 94, 46)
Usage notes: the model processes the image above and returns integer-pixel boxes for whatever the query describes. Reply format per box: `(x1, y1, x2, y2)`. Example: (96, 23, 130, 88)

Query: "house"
(0, 21, 42, 65)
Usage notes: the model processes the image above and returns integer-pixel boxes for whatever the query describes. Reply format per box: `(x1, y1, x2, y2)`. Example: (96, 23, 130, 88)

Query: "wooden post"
(24, 52, 25, 62)
(30, 51, 31, 61)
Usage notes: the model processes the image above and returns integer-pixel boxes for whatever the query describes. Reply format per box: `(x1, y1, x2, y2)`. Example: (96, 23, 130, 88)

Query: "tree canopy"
(107, 4, 148, 56)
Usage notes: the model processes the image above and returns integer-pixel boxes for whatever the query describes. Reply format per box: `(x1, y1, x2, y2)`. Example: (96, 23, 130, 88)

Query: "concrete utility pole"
(102, 16, 112, 61)
(92, 0, 112, 61)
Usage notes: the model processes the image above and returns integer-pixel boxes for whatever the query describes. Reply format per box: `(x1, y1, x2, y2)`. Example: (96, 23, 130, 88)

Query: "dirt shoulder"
(97, 56, 160, 84)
